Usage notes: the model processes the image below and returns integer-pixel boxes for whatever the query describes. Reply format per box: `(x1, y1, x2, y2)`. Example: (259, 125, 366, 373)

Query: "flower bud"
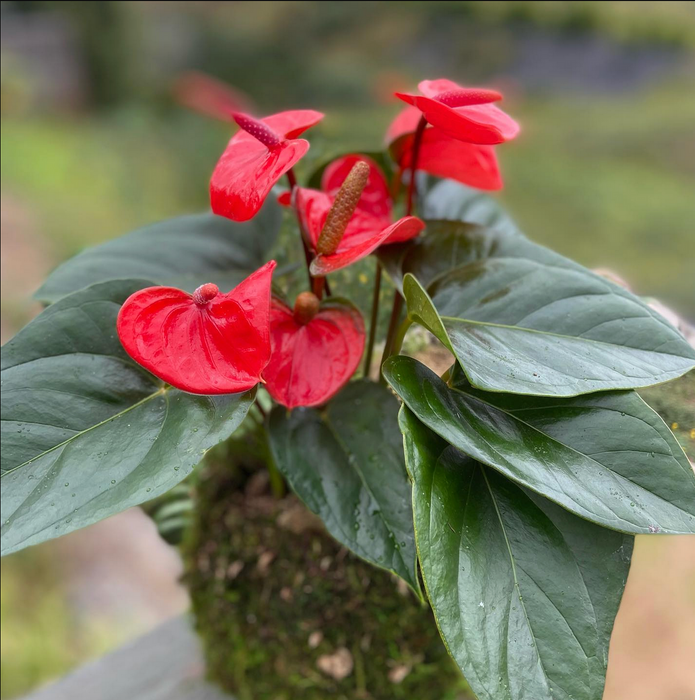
(193, 283, 220, 306)
(293, 291, 320, 325)
(232, 112, 283, 148)
(316, 161, 370, 256)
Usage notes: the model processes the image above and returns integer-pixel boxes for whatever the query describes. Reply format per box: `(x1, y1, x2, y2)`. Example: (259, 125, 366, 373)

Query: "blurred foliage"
(0, 548, 118, 699)
(4, 1, 695, 111)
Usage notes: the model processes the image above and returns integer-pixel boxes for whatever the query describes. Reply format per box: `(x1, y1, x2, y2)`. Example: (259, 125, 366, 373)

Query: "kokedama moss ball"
(183, 462, 472, 700)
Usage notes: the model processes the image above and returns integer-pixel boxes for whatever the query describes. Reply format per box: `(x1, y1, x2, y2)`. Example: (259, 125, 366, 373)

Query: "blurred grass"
(0, 548, 118, 699)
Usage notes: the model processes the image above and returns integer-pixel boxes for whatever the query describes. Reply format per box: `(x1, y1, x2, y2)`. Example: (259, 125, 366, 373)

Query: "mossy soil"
(182, 456, 472, 700)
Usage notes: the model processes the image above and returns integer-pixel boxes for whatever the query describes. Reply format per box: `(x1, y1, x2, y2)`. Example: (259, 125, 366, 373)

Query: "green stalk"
(379, 293, 404, 383)
(363, 262, 382, 378)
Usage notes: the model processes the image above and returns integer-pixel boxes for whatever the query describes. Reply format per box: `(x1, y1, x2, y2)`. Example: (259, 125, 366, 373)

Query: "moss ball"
(183, 465, 472, 700)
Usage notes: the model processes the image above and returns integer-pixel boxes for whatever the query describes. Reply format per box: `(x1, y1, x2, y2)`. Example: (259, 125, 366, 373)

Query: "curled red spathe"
(210, 110, 324, 222)
(395, 78, 519, 145)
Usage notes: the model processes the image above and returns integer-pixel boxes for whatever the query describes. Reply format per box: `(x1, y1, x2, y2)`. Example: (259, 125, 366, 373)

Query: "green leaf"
(378, 220, 520, 293)
(401, 229, 695, 395)
(422, 179, 519, 236)
(400, 407, 633, 700)
(267, 381, 419, 593)
(384, 356, 695, 535)
(35, 201, 281, 303)
(1, 280, 254, 555)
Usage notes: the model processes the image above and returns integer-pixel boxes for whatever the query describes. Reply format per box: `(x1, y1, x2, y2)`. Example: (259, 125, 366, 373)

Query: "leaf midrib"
(440, 315, 692, 361)
(481, 468, 553, 697)
(323, 419, 414, 583)
(447, 384, 695, 528)
(1, 387, 168, 477)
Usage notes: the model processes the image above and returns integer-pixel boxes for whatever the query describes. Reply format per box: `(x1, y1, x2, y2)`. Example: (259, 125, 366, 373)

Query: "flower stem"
(379, 292, 404, 383)
(266, 457, 286, 499)
(286, 169, 313, 289)
(363, 262, 382, 378)
(391, 317, 412, 358)
(406, 116, 427, 216)
(253, 400, 267, 421)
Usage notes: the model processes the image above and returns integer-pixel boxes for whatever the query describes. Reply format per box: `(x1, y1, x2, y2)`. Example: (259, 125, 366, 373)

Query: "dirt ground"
(2, 194, 694, 699)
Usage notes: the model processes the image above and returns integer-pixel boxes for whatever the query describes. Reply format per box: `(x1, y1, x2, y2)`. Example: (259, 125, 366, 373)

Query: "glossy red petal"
(395, 93, 518, 145)
(417, 79, 502, 105)
(277, 190, 292, 207)
(321, 154, 392, 220)
(293, 187, 332, 249)
(310, 216, 424, 276)
(262, 110, 325, 139)
(265, 298, 365, 409)
(385, 106, 422, 145)
(294, 187, 393, 253)
(116, 261, 276, 395)
(210, 139, 309, 221)
(393, 128, 503, 191)
(417, 78, 461, 97)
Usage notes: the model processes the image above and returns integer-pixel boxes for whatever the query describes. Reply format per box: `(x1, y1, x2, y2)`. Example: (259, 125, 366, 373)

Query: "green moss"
(183, 461, 471, 700)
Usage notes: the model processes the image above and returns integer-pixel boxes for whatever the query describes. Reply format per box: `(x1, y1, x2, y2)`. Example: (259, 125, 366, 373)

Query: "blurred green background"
(2, 2, 694, 698)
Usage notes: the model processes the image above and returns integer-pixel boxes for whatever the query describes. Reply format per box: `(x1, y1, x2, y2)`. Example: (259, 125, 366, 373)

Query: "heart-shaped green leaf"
(401, 230, 695, 394)
(422, 179, 519, 236)
(378, 220, 520, 293)
(35, 199, 281, 303)
(384, 356, 695, 535)
(1, 280, 254, 555)
(268, 381, 419, 593)
(401, 407, 633, 700)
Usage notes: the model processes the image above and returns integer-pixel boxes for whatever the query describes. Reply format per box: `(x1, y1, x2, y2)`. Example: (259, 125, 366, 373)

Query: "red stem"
(406, 116, 427, 217)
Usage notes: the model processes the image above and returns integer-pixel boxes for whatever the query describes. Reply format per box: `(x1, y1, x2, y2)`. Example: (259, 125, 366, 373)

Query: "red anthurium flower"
(284, 157, 424, 275)
(265, 292, 365, 408)
(117, 261, 276, 395)
(387, 106, 502, 190)
(210, 110, 324, 222)
(395, 78, 519, 145)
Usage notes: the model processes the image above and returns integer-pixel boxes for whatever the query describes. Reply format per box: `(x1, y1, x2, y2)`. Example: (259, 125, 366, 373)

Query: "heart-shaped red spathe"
(265, 297, 365, 409)
(117, 261, 276, 395)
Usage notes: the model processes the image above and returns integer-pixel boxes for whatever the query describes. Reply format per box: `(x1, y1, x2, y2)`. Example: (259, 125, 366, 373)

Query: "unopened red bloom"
(395, 78, 519, 145)
(265, 293, 365, 408)
(117, 261, 276, 395)
(386, 106, 503, 190)
(211, 110, 324, 222)
(285, 156, 424, 275)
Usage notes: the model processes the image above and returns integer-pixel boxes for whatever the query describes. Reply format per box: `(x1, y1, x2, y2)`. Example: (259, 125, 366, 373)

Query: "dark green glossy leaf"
(378, 220, 520, 293)
(422, 179, 519, 236)
(1, 280, 254, 555)
(384, 356, 695, 535)
(401, 230, 695, 394)
(267, 381, 419, 593)
(35, 200, 281, 303)
(401, 407, 633, 700)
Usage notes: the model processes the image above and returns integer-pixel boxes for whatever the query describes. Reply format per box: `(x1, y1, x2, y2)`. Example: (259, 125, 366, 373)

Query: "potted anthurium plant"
(2, 76, 695, 700)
